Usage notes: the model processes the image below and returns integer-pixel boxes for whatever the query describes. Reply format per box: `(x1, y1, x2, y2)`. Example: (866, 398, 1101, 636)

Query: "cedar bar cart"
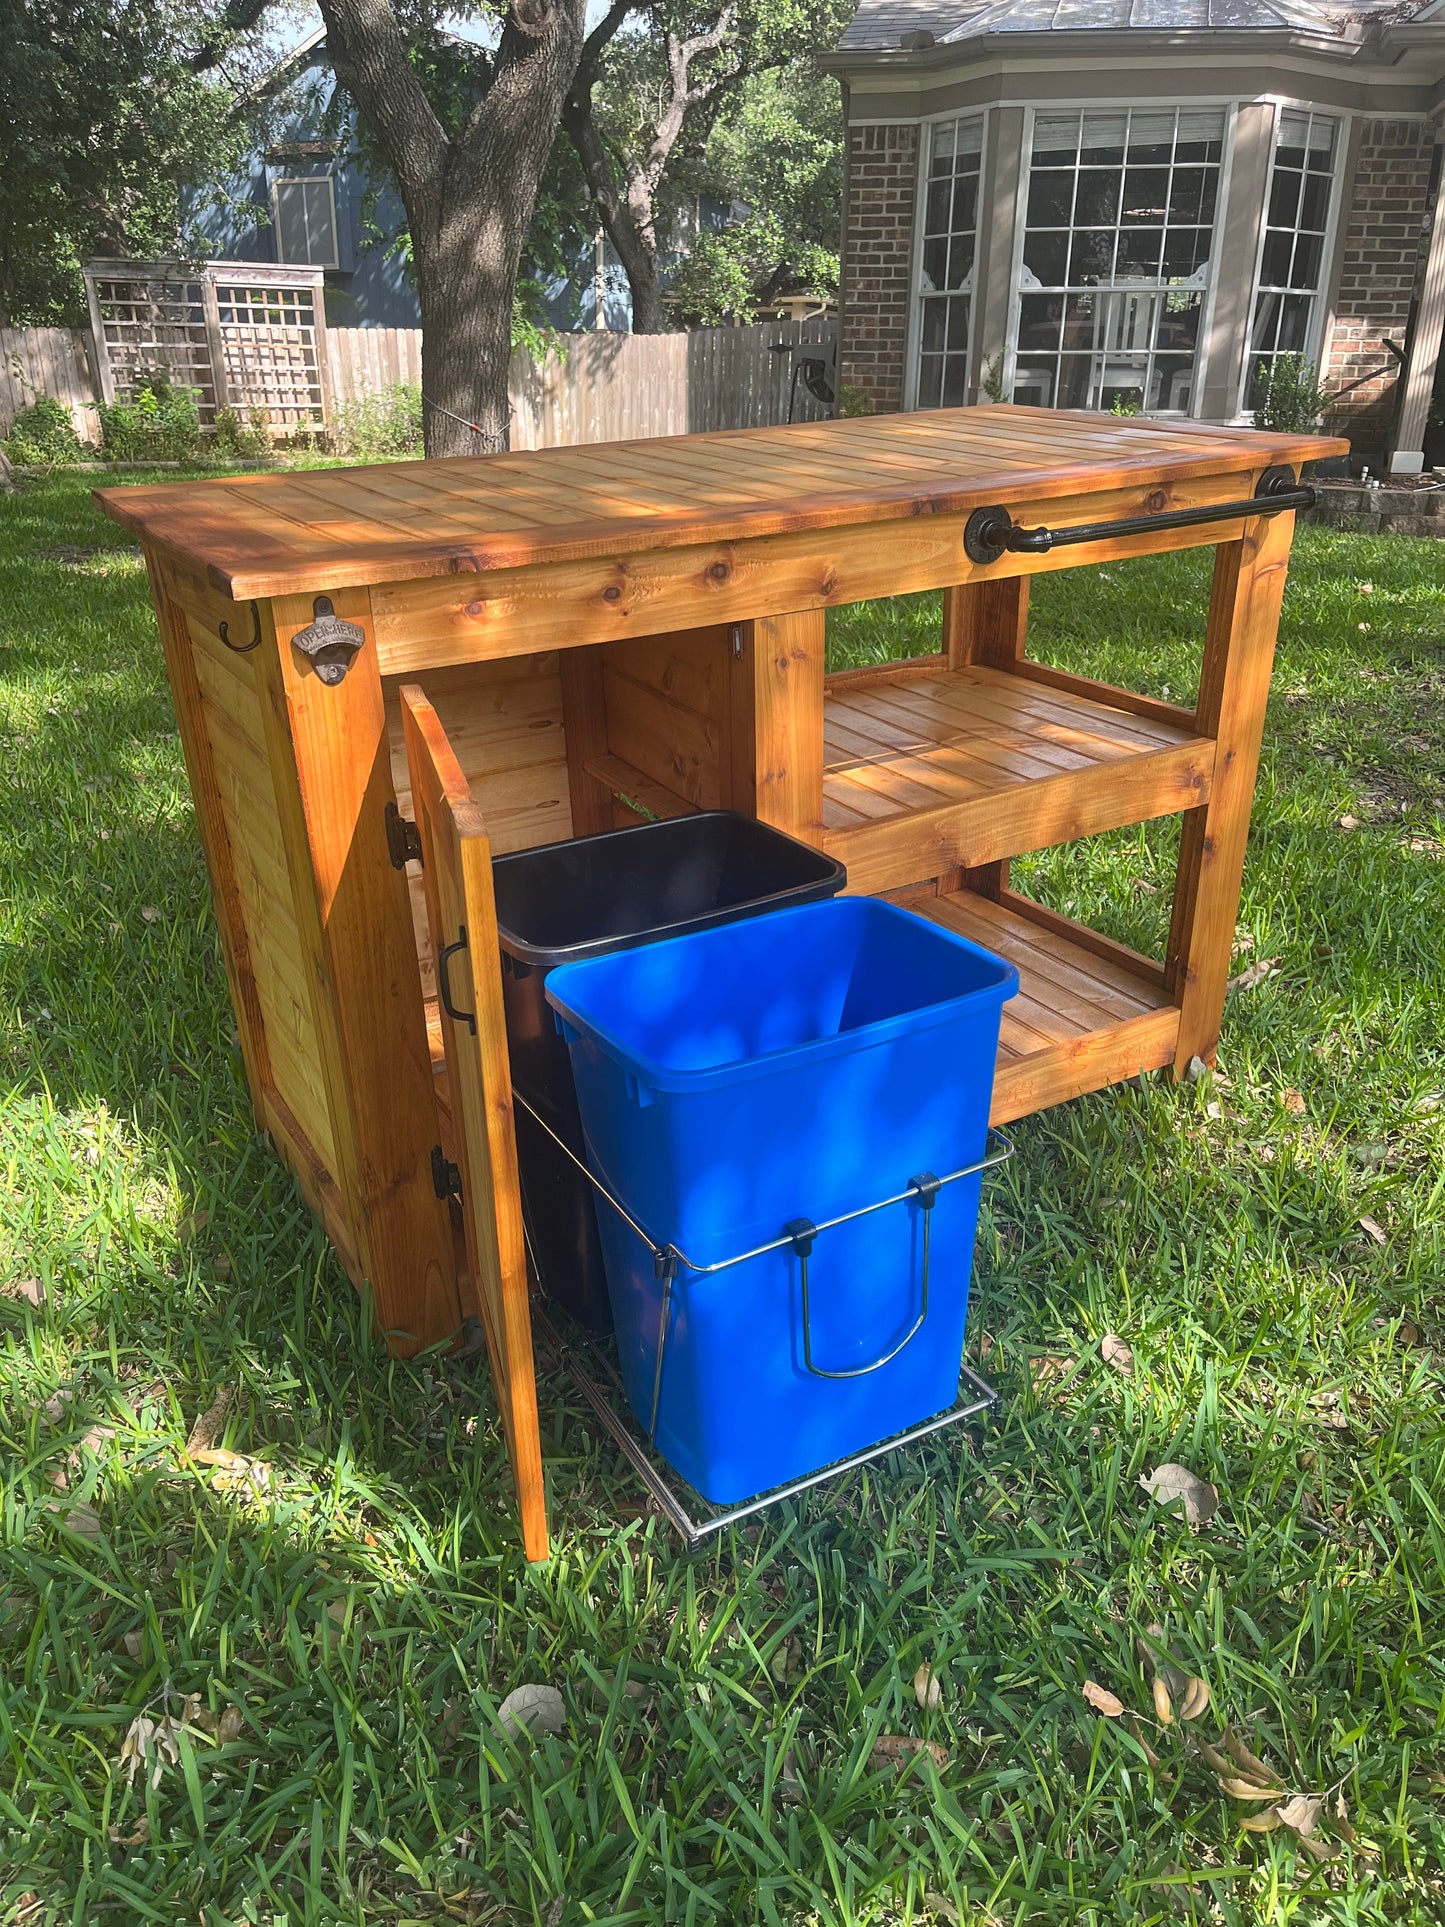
(99, 404, 1345, 1559)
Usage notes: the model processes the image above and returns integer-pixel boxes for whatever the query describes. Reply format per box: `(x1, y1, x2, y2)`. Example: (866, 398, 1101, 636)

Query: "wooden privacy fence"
(3, 306, 836, 446)
(1, 327, 99, 442)
(322, 318, 836, 442)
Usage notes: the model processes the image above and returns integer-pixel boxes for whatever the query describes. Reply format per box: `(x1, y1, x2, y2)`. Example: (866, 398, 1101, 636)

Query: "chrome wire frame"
(513, 1085, 1007, 1546)
(531, 1296, 1000, 1549)
(511, 1087, 1011, 1444)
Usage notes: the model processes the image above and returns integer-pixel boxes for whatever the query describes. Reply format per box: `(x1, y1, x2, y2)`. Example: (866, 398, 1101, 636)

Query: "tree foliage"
(0, 0, 248, 325)
(666, 61, 842, 323)
(564, 0, 844, 332)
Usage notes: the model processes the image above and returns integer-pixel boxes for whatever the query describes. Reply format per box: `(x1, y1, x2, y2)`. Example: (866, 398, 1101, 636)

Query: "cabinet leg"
(558, 644, 615, 836)
(1167, 516, 1294, 1072)
(728, 611, 825, 842)
(257, 587, 463, 1354)
(943, 576, 1029, 671)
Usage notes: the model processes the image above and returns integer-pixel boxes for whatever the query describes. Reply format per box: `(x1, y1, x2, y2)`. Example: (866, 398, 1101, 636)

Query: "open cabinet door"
(400, 685, 549, 1561)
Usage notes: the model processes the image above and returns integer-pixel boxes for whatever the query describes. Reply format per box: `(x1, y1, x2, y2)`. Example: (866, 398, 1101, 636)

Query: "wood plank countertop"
(95, 406, 1345, 603)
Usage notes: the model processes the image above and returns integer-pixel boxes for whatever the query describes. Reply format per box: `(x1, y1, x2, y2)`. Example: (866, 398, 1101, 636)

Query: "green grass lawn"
(1, 469, 1443, 1926)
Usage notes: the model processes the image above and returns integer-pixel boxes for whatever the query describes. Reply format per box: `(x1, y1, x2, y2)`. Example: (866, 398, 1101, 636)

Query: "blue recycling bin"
(544, 896, 1017, 1505)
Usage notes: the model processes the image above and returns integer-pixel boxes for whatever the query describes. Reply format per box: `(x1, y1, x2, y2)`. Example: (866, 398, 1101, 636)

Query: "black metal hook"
(218, 599, 262, 654)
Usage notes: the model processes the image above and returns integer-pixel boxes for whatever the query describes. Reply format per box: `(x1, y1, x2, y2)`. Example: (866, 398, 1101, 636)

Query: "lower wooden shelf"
(899, 886, 1181, 1124)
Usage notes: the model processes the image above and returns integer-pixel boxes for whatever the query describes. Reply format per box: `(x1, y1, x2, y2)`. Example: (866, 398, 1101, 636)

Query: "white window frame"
(271, 174, 340, 271)
(905, 108, 989, 410)
(1003, 100, 1235, 419)
(1238, 104, 1348, 417)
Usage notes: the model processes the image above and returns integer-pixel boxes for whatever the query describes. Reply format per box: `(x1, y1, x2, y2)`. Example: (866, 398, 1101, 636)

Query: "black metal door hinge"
(385, 801, 423, 869)
(431, 1145, 462, 1200)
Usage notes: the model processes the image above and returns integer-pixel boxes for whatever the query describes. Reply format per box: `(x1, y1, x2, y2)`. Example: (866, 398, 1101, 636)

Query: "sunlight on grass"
(1, 472, 1443, 1924)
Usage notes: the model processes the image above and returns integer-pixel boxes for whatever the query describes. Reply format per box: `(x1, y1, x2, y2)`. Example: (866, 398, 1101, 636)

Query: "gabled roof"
(838, 0, 1422, 49)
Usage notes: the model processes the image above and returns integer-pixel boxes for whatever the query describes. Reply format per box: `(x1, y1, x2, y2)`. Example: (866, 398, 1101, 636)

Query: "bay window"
(914, 114, 985, 409)
(1244, 110, 1340, 407)
(1012, 107, 1226, 414)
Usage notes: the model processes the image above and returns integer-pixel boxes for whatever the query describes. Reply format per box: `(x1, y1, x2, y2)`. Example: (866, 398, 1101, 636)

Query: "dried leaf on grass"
(1178, 1677, 1211, 1722)
(119, 1711, 182, 1790)
(193, 1447, 272, 1494)
(47, 1500, 101, 1540)
(1030, 1353, 1073, 1392)
(1221, 1775, 1286, 1802)
(871, 1733, 949, 1772)
(107, 1816, 150, 1847)
(1239, 1810, 1283, 1832)
(1282, 1088, 1306, 1115)
(1222, 1725, 1281, 1787)
(1228, 956, 1282, 993)
(1152, 1676, 1174, 1726)
(770, 1635, 803, 1684)
(186, 1386, 232, 1455)
(1275, 1794, 1325, 1836)
(4, 1276, 44, 1306)
(497, 1683, 566, 1741)
(913, 1661, 942, 1711)
(1101, 1333, 1135, 1378)
(1358, 1216, 1388, 1247)
(1126, 1715, 1163, 1772)
(1139, 1463, 1218, 1530)
(217, 1702, 243, 1744)
(1082, 1680, 1126, 1718)
(122, 1630, 143, 1661)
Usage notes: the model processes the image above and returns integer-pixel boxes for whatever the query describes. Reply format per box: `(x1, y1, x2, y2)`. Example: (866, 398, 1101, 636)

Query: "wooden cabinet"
(102, 404, 1344, 1557)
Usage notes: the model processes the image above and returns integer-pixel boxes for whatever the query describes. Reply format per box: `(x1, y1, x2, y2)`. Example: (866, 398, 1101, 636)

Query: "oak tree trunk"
(320, 0, 585, 456)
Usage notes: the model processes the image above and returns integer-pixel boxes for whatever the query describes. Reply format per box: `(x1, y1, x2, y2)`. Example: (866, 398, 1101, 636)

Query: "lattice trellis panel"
(84, 260, 329, 436)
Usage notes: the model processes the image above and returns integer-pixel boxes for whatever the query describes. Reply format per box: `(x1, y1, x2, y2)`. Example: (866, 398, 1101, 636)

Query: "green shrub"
(98, 372, 203, 462)
(1251, 352, 1330, 434)
(330, 382, 423, 460)
(2, 396, 85, 466)
(212, 405, 272, 462)
(836, 384, 875, 418)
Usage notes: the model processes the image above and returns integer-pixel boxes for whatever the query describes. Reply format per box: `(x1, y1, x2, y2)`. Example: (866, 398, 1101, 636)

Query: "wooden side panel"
(383, 654, 573, 998)
(257, 586, 462, 1354)
(1167, 513, 1294, 1071)
(190, 625, 338, 1177)
(400, 685, 548, 1562)
(601, 626, 730, 812)
(149, 562, 360, 1266)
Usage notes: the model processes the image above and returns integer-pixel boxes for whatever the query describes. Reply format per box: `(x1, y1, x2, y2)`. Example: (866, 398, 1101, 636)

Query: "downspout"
(1390, 128, 1445, 474)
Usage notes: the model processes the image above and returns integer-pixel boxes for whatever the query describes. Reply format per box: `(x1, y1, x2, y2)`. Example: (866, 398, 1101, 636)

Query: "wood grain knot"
(1144, 490, 1168, 513)
(601, 584, 623, 603)
(707, 561, 731, 583)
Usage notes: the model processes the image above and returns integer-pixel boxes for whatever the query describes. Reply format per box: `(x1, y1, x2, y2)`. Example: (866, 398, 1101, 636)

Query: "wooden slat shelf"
(899, 886, 1180, 1124)
(823, 664, 1215, 896)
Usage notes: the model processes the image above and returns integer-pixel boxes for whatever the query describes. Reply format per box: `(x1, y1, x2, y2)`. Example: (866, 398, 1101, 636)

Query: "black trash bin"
(492, 811, 847, 1329)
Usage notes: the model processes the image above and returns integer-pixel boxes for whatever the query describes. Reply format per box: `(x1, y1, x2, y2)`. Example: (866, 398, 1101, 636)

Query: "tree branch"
(316, 0, 449, 240)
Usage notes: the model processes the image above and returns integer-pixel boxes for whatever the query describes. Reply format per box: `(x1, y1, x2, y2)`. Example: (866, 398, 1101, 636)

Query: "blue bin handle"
(787, 1172, 943, 1379)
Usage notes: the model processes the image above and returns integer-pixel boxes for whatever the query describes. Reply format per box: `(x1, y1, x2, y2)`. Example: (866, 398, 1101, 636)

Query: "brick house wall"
(1323, 119, 1437, 460)
(838, 124, 919, 413)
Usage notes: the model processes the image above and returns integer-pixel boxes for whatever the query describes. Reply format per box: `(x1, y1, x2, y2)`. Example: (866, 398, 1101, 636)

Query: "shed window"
(274, 177, 339, 269)
(914, 115, 985, 408)
(1011, 107, 1225, 414)
(1244, 111, 1339, 408)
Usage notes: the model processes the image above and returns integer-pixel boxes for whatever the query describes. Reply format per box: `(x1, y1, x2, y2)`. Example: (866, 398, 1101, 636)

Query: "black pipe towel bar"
(963, 465, 1317, 565)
